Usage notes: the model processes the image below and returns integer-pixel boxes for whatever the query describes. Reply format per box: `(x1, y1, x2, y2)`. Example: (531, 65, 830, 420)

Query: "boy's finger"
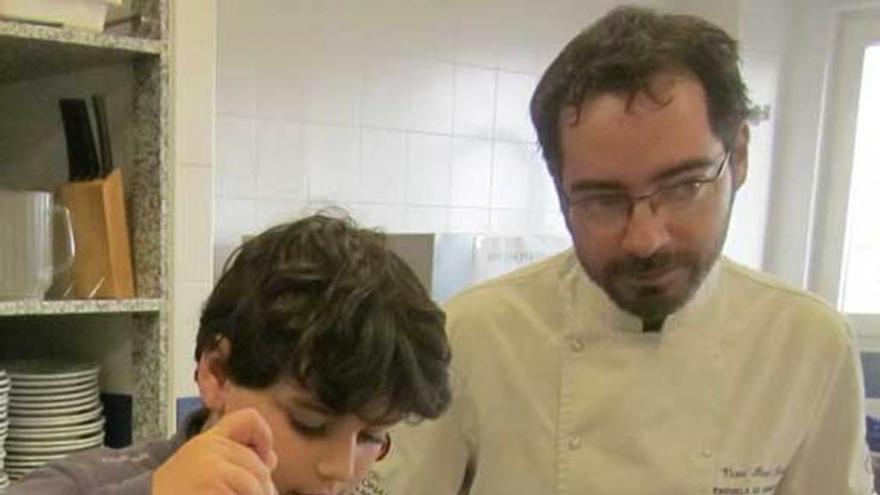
(211, 408, 277, 468)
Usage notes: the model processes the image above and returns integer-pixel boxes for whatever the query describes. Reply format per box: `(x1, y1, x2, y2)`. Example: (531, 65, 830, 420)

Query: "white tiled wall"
(172, 0, 217, 408)
(214, 0, 674, 274)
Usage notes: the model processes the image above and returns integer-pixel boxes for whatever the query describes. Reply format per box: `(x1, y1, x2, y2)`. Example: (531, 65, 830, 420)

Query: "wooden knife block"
(56, 169, 135, 299)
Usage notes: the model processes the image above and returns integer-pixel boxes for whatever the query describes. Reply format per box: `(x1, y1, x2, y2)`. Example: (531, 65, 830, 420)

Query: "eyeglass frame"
(565, 150, 732, 229)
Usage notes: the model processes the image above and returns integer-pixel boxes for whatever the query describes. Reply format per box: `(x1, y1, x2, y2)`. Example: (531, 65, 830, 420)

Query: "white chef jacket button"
(568, 436, 582, 450)
(568, 335, 585, 352)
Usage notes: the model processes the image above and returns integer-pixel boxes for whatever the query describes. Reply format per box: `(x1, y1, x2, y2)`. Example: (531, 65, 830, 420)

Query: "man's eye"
(665, 181, 702, 199)
(576, 195, 626, 208)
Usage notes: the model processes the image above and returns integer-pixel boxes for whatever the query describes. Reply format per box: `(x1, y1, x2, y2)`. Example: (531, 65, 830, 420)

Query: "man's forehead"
(560, 75, 707, 125)
(556, 79, 721, 188)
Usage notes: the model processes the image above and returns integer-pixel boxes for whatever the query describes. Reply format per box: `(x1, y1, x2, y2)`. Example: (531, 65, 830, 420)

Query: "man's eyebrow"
(567, 157, 717, 194)
(650, 157, 716, 182)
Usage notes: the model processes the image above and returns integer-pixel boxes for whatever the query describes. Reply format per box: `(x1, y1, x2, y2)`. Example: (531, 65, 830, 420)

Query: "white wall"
(171, 0, 216, 408)
(213, 0, 682, 275)
(763, 0, 879, 288)
(728, 0, 791, 270)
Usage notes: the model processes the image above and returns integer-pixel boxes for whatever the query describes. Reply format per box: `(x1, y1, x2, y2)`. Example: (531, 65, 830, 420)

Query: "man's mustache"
(609, 252, 687, 276)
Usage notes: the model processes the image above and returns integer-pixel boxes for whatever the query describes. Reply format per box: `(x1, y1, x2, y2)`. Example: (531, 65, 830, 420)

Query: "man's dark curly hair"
(530, 5, 750, 183)
(196, 213, 451, 423)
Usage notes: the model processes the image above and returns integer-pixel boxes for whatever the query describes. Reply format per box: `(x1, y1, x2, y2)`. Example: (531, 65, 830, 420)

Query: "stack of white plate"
(1, 360, 104, 481)
(0, 368, 10, 490)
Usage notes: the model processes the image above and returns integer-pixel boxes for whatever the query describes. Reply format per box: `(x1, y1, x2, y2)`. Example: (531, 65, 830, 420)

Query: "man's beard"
(595, 249, 714, 322)
(597, 253, 709, 321)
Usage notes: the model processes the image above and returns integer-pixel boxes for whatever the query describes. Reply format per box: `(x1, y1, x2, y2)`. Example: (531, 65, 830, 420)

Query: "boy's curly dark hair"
(531, 5, 750, 183)
(196, 213, 451, 422)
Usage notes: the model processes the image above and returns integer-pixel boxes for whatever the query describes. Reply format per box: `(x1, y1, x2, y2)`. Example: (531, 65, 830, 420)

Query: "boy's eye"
(289, 415, 328, 437)
(359, 430, 386, 445)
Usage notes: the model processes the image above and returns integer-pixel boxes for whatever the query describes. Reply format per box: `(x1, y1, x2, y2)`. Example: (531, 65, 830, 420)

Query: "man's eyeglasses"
(567, 151, 731, 229)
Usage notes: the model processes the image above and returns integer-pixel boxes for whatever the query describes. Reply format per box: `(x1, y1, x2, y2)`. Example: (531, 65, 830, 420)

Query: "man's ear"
(732, 123, 749, 191)
(196, 337, 233, 414)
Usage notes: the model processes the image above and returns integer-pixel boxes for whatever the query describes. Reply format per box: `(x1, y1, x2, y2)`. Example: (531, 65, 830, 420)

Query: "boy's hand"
(153, 408, 279, 495)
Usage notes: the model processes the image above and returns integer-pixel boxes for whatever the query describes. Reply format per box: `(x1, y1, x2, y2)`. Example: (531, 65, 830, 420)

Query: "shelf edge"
(0, 20, 165, 55)
(0, 298, 165, 316)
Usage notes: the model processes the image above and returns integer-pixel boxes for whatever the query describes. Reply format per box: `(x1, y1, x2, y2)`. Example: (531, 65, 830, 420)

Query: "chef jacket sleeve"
(777, 329, 874, 495)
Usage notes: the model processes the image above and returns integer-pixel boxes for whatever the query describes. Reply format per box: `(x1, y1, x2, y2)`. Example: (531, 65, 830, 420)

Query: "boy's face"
(219, 378, 391, 495)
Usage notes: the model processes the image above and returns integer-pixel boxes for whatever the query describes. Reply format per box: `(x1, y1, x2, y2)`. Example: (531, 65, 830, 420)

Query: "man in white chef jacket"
(375, 5, 875, 495)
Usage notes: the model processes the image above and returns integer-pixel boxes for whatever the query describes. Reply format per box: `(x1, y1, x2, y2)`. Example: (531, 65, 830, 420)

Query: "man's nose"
(316, 435, 357, 484)
(619, 200, 670, 258)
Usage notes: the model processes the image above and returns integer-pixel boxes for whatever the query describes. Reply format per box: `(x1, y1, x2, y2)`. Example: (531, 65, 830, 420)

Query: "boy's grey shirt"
(4, 409, 207, 495)
(3, 408, 387, 495)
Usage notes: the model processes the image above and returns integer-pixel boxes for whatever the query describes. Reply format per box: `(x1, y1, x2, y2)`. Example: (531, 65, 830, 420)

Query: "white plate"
(9, 400, 101, 419)
(4, 458, 57, 468)
(11, 374, 99, 389)
(7, 470, 30, 481)
(0, 360, 99, 381)
(7, 417, 104, 441)
(5, 451, 70, 463)
(5, 431, 104, 454)
(4, 462, 51, 472)
(9, 387, 98, 405)
(10, 395, 100, 414)
(8, 405, 102, 428)
(9, 378, 98, 397)
(6, 468, 37, 478)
